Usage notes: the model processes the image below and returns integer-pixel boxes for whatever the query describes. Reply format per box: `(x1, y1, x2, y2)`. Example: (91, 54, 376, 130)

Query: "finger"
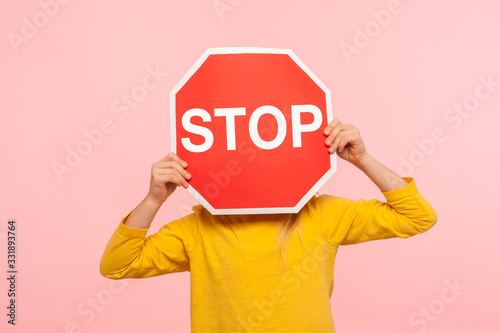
(156, 169, 189, 188)
(154, 161, 191, 178)
(329, 132, 342, 152)
(324, 119, 341, 136)
(328, 124, 356, 144)
(166, 173, 188, 189)
(325, 123, 347, 146)
(159, 152, 176, 162)
(336, 135, 352, 153)
(154, 161, 191, 180)
(329, 128, 357, 152)
(161, 152, 188, 168)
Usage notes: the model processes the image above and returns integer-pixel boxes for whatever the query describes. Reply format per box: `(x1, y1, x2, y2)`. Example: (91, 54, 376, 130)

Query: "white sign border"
(170, 47, 336, 215)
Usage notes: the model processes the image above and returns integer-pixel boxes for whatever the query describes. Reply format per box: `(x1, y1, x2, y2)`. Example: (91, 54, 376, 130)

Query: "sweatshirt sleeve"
(99, 210, 198, 279)
(312, 177, 438, 246)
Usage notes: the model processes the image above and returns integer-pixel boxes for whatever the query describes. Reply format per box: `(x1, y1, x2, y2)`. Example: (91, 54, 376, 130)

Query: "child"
(100, 118, 438, 332)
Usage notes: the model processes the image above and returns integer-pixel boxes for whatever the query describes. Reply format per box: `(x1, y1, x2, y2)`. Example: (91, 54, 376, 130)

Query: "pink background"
(1, 0, 498, 332)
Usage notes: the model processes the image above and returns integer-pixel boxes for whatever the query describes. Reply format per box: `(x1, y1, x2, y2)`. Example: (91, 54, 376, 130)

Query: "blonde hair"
(273, 212, 303, 271)
(221, 209, 306, 271)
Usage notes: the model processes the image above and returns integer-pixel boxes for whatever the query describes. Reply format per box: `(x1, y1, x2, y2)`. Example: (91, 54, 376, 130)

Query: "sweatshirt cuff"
(116, 210, 150, 238)
(381, 177, 417, 201)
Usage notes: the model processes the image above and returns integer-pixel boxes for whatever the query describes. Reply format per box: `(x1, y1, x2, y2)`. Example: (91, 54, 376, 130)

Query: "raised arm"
(122, 152, 191, 229)
(319, 119, 437, 245)
(99, 153, 194, 279)
(324, 118, 408, 192)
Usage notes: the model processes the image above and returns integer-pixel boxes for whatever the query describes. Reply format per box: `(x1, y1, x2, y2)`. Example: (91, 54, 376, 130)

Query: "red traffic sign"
(171, 47, 336, 214)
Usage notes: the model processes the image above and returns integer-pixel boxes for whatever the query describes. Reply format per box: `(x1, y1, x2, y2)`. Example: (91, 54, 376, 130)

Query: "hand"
(146, 152, 191, 205)
(324, 119, 369, 165)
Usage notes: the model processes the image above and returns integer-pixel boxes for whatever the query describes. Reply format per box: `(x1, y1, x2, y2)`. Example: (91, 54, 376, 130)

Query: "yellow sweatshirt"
(100, 177, 437, 332)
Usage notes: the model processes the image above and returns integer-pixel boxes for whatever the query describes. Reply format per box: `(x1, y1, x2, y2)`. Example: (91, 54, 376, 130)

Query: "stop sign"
(171, 47, 336, 215)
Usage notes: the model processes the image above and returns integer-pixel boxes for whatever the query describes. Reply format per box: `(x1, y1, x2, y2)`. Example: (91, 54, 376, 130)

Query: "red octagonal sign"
(171, 47, 336, 214)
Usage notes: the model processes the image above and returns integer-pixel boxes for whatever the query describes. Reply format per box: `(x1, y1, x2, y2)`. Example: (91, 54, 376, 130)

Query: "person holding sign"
(100, 118, 437, 333)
